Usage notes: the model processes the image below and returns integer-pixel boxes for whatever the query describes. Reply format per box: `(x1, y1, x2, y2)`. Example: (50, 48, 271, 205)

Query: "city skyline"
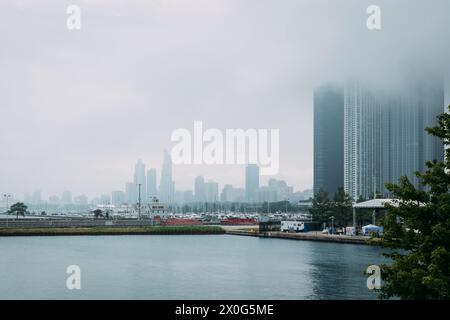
(1, 0, 450, 200)
(3, 75, 449, 203)
(3, 73, 449, 203)
(4, 153, 313, 206)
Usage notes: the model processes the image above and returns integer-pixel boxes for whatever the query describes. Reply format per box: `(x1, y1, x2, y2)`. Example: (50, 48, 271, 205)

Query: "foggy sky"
(1, 0, 450, 199)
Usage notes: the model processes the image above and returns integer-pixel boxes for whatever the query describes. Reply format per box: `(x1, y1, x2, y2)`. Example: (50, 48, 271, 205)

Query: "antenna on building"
(138, 183, 141, 219)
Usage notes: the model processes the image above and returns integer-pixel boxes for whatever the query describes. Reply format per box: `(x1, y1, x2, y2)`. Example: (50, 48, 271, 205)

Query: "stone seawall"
(227, 230, 374, 245)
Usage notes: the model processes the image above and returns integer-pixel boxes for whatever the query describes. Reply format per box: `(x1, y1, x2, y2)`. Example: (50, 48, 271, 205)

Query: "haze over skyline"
(1, 0, 450, 198)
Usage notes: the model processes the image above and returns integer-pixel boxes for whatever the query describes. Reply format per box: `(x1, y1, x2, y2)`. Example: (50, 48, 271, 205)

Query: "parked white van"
(281, 220, 305, 232)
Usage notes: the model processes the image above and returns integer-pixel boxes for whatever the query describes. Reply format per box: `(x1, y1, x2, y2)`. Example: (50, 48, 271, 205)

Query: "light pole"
(137, 183, 141, 220)
(330, 215, 335, 235)
(3, 194, 12, 227)
(3, 194, 12, 214)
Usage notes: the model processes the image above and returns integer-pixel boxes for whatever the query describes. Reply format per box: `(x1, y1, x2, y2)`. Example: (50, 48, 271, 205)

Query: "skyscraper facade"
(183, 190, 194, 203)
(159, 151, 175, 203)
(61, 190, 73, 205)
(146, 168, 157, 201)
(194, 176, 205, 202)
(313, 85, 345, 196)
(220, 184, 245, 202)
(204, 180, 219, 202)
(343, 80, 444, 200)
(126, 182, 137, 205)
(245, 164, 259, 202)
(134, 159, 147, 204)
(344, 82, 384, 200)
(111, 190, 126, 206)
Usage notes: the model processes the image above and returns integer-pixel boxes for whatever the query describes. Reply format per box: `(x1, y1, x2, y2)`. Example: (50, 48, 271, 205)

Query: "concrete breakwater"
(0, 225, 225, 237)
(226, 230, 373, 245)
(0, 218, 155, 229)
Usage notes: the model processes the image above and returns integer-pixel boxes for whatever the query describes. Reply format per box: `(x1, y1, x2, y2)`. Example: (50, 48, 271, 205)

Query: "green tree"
(379, 106, 450, 300)
(8, 202, 27, 219)
(332, 187, 352, 227)
(310, 188, 331, 225)
(93, 209, 103, 219)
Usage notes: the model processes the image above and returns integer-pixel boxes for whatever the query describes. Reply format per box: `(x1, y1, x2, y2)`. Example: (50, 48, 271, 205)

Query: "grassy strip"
(0, 225, 225, 237)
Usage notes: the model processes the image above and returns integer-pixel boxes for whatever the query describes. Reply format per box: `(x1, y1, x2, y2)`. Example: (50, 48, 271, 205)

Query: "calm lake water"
(0, 235, 386, 299)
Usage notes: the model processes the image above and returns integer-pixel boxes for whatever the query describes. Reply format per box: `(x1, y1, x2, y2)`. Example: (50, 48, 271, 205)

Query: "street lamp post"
(137, 183, 141, 220)
(330, 216, 335, 235)
(3, 194, 12, 228)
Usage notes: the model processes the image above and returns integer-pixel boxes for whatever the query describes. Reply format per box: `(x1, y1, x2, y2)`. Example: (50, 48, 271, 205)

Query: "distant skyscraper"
(220, 184, 233, 202)
(25, 190, 42, 204)
(267, 178, 293, 201)
(61, 190, 72, 205)
(126, 182, 137, 205)
(255, 186, 278, 203)
(48, 195, 59, 205)
(111, 191, 126, 206)
(74, 194, 88, 206)
(159, 151, 175, 203)
(183, 190, 194, 203)
(100, 194, 111, 205)
(220, 184, 245, 202)
(174, 191, 185, 204)
(194, 176, 205, 202)
(134, 159, 147, 203)
(205, 180, 219, 202)
(245, 164, 259, 202)
(313, 85, 344, 196)
(146, 168, 157, 201)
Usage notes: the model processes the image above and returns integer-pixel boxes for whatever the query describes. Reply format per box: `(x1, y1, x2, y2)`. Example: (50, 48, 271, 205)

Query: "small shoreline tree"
(8, 202, 28, 219)
(379, 106, 450, 300)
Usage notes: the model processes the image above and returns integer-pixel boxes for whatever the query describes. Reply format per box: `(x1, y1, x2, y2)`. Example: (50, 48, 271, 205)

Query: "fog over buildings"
(1, 0, 450, 200)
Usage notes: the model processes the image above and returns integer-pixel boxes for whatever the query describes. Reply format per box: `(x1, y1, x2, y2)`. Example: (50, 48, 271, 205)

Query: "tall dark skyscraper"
(245, 164, 260, 202)
(313, 85, 344, 196)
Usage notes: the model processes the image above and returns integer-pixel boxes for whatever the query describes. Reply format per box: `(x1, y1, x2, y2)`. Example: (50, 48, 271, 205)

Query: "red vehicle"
(220, 218, 258, 225)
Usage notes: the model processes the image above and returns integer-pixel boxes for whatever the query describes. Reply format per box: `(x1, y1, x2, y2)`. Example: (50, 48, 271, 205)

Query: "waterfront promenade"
(226, 228, 373, 245)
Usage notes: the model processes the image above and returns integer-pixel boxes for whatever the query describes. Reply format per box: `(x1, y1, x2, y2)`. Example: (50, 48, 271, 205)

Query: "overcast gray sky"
(1, 0, 450, 199)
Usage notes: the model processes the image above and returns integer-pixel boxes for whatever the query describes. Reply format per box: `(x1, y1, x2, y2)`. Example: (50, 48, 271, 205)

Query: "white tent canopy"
(353, 198, 425, 209)
(352, 199, 398, 209)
